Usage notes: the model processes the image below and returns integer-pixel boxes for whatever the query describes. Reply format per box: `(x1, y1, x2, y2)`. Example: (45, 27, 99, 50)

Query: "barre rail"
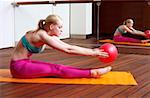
(11, 0, 100, 7)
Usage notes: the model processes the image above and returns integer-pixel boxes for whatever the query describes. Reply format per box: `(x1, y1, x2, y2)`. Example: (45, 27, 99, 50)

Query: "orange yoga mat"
(0, 69, 137, 85)
(98, 39, 150, 47)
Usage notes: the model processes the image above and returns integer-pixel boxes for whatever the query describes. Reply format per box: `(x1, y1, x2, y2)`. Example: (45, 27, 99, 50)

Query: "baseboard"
(71, 34, 93, 39)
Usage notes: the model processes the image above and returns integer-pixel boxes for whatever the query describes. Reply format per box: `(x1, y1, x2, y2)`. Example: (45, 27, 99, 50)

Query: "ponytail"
(37, 15, 62, 31)
(38, 19, 46, 30)
(123, 20, 126, 25)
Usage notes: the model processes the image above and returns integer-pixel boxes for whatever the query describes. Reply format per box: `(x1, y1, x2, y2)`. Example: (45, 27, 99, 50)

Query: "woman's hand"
(93, 48, 109, 58)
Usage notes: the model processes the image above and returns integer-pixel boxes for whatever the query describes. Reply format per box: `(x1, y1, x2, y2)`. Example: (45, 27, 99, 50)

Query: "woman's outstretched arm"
(39, 32, 108, 58)
(124, 26, 145, 37)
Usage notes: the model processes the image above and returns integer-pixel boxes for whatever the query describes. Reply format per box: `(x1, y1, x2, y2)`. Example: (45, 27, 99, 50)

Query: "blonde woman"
(113, 19, 150, 43)
(10, 14, 111, 79)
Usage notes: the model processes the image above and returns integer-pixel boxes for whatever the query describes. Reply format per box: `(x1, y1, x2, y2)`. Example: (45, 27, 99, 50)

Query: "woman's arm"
(123, 25, 135, 34)
(124, 26, 145, 37)
(129, 27, 146, 37)
(39, 32, 108, 57)
(134, 30, 145, 37)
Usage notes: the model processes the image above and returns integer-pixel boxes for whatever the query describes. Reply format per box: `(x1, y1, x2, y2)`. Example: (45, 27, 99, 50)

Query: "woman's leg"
(122, 33, 146, 40)
(113, 35, 141, 43)
(30, 60, 112, 78)
(10, 59, 111, 78)
(10, 59, 91, 78)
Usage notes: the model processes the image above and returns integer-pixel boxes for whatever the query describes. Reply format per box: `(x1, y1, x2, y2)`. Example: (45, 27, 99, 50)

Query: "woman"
(10, 14, 112, 79)
(113, 19, 150, 43)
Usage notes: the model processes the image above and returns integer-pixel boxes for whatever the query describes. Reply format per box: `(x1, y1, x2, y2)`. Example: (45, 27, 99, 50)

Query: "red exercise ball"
(145, 30, 150, 38)
(99, 43, 118, 63)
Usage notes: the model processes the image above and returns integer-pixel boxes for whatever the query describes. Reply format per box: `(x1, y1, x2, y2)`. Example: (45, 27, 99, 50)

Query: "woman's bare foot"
(91, 66, 112, 78)
(141, 39, 150, 43)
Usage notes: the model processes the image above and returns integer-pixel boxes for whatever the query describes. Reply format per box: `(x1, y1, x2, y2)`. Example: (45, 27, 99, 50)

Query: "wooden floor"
(0, 38, 150, 98)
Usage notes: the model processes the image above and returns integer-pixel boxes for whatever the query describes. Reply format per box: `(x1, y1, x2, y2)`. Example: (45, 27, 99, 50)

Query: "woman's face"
(49, 20, 63, 36)
(126, 20, 134, 28)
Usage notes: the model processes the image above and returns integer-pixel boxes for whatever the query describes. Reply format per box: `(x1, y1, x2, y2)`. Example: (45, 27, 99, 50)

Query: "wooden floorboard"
(0, 38, 150, 98)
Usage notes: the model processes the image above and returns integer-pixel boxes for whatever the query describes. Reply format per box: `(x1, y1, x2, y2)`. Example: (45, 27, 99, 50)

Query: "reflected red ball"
(145, 30, 150, 38)
(99, 43, 118, 63)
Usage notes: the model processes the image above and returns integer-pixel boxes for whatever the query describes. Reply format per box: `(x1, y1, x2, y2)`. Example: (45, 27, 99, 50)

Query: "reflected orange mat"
(98, 39, 150, 47)
(0, 69, 137, 85)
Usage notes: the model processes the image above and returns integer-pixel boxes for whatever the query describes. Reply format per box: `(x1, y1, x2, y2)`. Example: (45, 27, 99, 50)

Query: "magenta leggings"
(10, 59, 91, 79)
(113, 35, 141, 43)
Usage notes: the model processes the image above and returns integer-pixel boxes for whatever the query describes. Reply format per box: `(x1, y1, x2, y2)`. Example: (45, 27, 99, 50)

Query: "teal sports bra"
(117, 28, 127, 34)
(21, 35, 43, 53)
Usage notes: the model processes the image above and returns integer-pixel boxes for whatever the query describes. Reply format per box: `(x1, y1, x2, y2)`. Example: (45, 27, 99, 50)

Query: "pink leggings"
(113, 35, 141, 43)
(10, 59, 91, 78)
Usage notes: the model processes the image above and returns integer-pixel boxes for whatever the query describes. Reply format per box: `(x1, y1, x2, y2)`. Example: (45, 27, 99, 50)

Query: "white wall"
(0, 1, 93, 48)
(14, 0, 70, 41)
(53, 4, 70, 39)
(0, 0, 15, 48)
(86, 3, 92, 35)
(14, 4, 53, 41)
(70, 3, 92, 36)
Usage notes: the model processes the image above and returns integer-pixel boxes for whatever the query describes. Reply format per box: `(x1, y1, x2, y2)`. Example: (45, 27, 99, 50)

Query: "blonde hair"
(123, 19, 133, 25)
(38, 14, 62, 30)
